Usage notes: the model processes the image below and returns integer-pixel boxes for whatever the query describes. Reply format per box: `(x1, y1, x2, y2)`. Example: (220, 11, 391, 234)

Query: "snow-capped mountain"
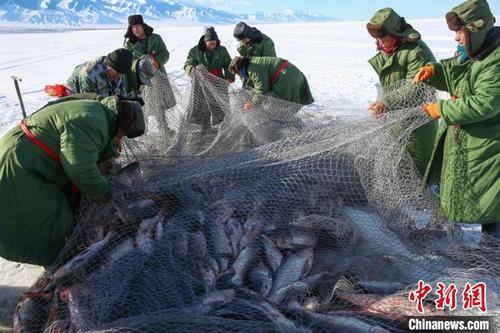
(0, 0, 334, 27)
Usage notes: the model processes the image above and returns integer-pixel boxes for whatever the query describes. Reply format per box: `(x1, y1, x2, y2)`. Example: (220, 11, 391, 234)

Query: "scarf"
(456, 44, 469, 63)
(378, 40, 402, 55)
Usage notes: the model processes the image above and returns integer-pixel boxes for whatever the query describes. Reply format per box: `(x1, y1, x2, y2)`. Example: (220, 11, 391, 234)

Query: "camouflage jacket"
(66, 56, 125, 97)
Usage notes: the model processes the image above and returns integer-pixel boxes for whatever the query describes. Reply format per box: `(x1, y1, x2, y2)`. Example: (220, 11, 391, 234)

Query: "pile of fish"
(13, 160, 462, 333)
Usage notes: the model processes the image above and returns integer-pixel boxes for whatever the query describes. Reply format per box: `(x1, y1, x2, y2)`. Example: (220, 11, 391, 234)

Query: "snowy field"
(0, 18, 496, 331)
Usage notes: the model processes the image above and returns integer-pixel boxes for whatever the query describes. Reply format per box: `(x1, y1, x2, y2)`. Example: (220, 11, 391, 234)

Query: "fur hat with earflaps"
(124, 14, 154, 42)
(445, 0, 496, 57)
(366, 8, 421, 42)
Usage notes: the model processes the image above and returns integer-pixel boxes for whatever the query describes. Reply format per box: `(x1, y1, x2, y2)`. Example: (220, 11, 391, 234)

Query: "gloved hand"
(189, 65, 197, 77)
(113, 137, 123, 153)
(243, 101, 254, 110)
(150, 51, 160, 70)
(412, 65, 434, 84)
(98, 160, 115, 175)
(368, 100, 389, 118)
(423, 103, 441, 120)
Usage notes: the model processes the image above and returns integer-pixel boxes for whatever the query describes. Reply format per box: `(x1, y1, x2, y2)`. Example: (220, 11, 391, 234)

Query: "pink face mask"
(378, 39, 402, 55)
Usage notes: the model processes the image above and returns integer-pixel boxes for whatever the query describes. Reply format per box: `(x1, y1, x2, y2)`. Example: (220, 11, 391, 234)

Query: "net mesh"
(13, 67, 499, 333)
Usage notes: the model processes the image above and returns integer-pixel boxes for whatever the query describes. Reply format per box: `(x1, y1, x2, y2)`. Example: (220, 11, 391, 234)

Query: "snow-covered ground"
(0, 18, 494, 330)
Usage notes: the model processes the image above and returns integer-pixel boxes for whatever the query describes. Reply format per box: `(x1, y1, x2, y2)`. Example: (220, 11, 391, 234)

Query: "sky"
(193, 0, 500, 20)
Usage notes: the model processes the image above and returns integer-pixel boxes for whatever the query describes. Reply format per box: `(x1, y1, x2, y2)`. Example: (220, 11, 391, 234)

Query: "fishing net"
(13, 68, 499, 333)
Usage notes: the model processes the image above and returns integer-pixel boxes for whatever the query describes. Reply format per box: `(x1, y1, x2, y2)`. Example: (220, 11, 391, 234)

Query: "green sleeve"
(426, 62, 449, 92)
(99, 140, 120, 163)
(59, 120, 109, 200)
(237, 44, 248, 57)
(184, 48, 198, 76)
(155, 36, 170, 65)
(222, 49, 235, 80)
(406, 49, 432, 81)
(249, 69, 270, 105)
(440, 62, 500, 126)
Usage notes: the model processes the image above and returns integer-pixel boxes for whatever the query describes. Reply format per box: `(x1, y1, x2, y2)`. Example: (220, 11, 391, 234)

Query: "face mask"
(456, 44, 469, 63)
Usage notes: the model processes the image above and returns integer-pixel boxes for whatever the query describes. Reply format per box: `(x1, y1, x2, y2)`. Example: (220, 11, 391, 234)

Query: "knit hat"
(204, 26, 219, 42)
(106, 48, 133, 74)
(445, 0, 496, 56)
(117, 100, 145, 139)
(366, 8, 421, 42)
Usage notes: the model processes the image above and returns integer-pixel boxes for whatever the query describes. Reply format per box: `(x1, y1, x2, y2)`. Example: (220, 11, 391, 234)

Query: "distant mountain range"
(0, 0, 334, 27)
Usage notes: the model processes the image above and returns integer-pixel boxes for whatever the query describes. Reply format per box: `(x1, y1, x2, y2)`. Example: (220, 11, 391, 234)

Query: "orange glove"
(243, 101, 254, 110)
(412, 65, 434, 84)
(152, 58, 160, 70)
(423, 103, 441, 120)
(368, 100, 389, 118)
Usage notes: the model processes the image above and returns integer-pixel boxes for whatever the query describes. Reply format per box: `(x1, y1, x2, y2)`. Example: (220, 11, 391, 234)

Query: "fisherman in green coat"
(233, 22, 276, 58)
(185, 27, 235, 134)
(233, 22, 276, 88)
(65, 48, 133, 97)
(124, 15, 169, 73)
(229, 56, 314, 109)
(366, 8, 439, 177)
(0, 95, 145, 266)
(413, 0, 500, 240)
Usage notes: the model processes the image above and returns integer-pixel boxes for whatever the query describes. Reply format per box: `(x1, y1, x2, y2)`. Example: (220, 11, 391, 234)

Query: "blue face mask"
(456, 44, 469, 63)
(239, 66, 248, 80)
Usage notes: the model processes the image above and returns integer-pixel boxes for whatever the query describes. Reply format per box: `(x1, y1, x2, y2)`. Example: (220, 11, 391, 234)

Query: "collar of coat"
(197, 35, 221, 51)
(474, 27, 500, 60)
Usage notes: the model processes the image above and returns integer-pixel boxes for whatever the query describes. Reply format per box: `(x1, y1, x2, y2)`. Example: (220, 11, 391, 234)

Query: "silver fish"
(136, 214, 164, 254)
(359, 281, 407, 294)
(189, 230, 208, 259)
(208, 257, 220, 277)
(49, 230, 114, 288)
(239, 214, 264, 250)
(248, 262, 273, 298)
(224, 217, 244, 256)
(262, 235, 283, 273)
(108, 237, 135, 263)
(268, 227, 317, 250)
(232, 297, 310, 333)
(269, 248, 314, 303)
(189, 289, 235, 315)
(13, 291, 51, 333)
(172, 229, 189, 260)
(274, 271, 340, 307)
(208, 216, 233, 259)
(231, 243, 259, 286)
(287, 301, 390, 333)
(199, 261, 216, 293)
